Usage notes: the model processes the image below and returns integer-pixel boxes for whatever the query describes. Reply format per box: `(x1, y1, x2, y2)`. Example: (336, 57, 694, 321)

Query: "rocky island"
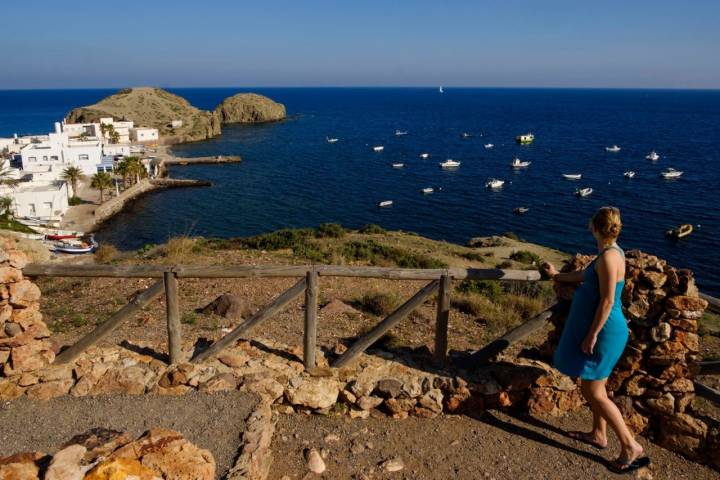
(66, 87, 286, 144)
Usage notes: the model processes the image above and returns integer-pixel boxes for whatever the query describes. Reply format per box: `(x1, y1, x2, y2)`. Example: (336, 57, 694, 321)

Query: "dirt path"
(269, 408, 716, 480)
(0, 391, 259, 478)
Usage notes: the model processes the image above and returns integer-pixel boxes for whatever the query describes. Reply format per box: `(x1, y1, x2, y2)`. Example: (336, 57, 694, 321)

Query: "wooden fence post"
(433, 274, 451, 365)
(164, 271, 183, 364)
(304, 270, 319, 370)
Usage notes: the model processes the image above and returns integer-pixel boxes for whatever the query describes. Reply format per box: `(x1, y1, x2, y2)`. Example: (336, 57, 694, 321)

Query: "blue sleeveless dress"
(553, 246, 629, 381)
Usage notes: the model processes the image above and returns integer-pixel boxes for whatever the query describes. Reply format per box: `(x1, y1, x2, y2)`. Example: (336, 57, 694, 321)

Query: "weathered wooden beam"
(333, 280, 440, 369)
(164, 271, 183, 364)
(700, 292, 720, 314)
(24, 263, 541, 282)
(433, 275, 451, 366)
(24, 263, 169, 278)
(698, 361, 720, 375)
(462, 302, 566, 367)
(303, 271, 319, 370)
(54, 280, 166, 364)
(694, 381, 720, 405)
(191, 277, 307, 363)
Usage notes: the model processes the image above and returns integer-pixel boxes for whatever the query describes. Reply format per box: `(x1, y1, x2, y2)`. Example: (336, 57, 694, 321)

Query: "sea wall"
(94, 179, 157, 224)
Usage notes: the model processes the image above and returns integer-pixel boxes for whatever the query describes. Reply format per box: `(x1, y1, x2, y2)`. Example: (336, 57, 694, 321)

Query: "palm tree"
(115, 160, 130, 187)
(90, 172, 113, 203)
(0, 158, 18, 189)
(60, 166, 85, 198)
(0, 196, 13, 218)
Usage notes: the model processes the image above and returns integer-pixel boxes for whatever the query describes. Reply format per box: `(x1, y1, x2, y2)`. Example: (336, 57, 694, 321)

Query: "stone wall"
(93, 179, 157, 224)
(536, 249, 718, 467)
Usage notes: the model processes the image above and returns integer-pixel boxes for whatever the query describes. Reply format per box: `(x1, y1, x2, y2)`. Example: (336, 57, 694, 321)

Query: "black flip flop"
(607, 456, 651, 474)
(567, 431, 607, 450)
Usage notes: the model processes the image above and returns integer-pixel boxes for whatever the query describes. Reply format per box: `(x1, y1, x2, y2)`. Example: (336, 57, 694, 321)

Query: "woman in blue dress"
(541, 207, 650, 474)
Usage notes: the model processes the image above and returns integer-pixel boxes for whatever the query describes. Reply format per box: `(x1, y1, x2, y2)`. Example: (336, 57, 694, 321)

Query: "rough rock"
(0, 452, 43, 480)
(304, 448, 325, 474)
(44, 445, 89, 480)
(85, 458, 160, 480)
(62, 428, 132, 463)
(9, 281, 41, 308)
(66, 87, 221, 145)
(374, 378, 403, 398)
(214, 93, 286, 124)
(380, 457, 405, 472)
(201, 294, 252, 321)
(320, 299, 361, 316)
(285, 377, 339, 409)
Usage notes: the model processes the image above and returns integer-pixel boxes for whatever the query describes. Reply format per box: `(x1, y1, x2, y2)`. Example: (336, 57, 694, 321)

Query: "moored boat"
(646, 151, 660, 161)
(575, 187, 593, 197)
(422, 187, 434, 194)
(513, 207, 530, 214)
(377, 200, 393, 208)
(562, 173, 582, 180)
(516, 133, 534, 144)
(486, 179, 505, 189)
(419, 153, 430, 159)
(605, 145, 621, 152)
(660, 168, 683, 179)
(461, 132, 473, 139)
(391, 163, 404, 168)
(666, 224, 692, 238)
(372, 146, 384, 152)
(326, 137, 339, 143)
(624, 171, 636, 179)
(511, 158, 531, 168)
(439, 159, 461, 169)
(484, 143, 494, 149)
(395, 130, 408, 136)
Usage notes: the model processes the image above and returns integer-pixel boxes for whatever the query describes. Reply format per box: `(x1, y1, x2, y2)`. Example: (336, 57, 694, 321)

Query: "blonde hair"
(590, 206, 622, 240)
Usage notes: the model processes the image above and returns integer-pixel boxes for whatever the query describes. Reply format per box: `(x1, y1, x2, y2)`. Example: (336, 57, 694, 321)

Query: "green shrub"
(355, 291, 400, 316)
(451, 294, 485, 316)
(459, 251, 486, 261)
(181, 312, 198, 325)
(137, 243, 157, 257)
(509, 250, 541, 265)
(457, 280, 504, 301)
(342, 240, 447, 269)
(496, 260, 513, 269)
(699, 311, 720, 337)
(359, 224, 386, 234)
(238, 228, 314, 250)
(68, 196, 82, 206)
(293, 241, 329, 263)
(316, 223, 346, 238)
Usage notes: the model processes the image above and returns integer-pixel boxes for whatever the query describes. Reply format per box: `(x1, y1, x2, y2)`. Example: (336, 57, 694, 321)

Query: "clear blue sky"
(2, 0, 718, 89)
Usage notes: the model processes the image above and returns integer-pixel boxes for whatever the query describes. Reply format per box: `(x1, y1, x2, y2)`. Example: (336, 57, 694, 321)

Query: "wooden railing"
(23, 263, 540, 369)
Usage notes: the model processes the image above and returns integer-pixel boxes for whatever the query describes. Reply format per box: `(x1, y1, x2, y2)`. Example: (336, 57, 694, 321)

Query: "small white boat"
(377, 200, 393, 208)
(513, 207, 530, 214)
(484, 143, 494, 149)
(49, 235, 98, 254)
(391, 163, 404, 169)
(516, 133, 535, 144)
(439, 86, 444, 93)
(660, 168, 683, 179)
(486, 179, 505, 189)
(575, 187, 593, 197)
(372, 146, 384, 152)
(646, 151, 660, 161)
(422, 187, 434, 194)
(439, 159, 461, 169)
(624, 171, 636, 179)
(419, 153, 430, 159)
(395, 130, 408, 136)
(511, 158, 531, 169)
(326, 137, 339, 143)
(562, 173, 582, 180)
(461, 132, 473, 139)
(605, 145, 621, 152)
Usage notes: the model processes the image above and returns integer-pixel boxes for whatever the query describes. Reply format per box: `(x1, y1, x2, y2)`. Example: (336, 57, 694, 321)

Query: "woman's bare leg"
(584, 379, 644, 465)
(579, 380, 608, 447)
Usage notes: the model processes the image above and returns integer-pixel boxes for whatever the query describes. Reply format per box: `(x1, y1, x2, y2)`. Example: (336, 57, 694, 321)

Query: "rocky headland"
(66, 87, 286, 145)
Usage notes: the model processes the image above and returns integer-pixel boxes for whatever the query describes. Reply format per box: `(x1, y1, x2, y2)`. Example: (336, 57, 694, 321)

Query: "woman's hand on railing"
(540, 262, 558, 280)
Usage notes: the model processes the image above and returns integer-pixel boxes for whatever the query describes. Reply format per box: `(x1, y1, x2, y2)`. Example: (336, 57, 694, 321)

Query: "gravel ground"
(269, 408, 717, 480)
(0, 391, 259, 478)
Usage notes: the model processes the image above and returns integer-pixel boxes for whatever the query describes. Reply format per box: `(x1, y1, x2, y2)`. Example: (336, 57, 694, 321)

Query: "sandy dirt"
(0, 391, 259, 478)
(269, 408, 717, 480)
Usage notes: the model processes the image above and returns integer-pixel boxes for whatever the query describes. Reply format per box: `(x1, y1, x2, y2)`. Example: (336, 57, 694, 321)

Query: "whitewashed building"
(20, 123, 102, 179)
(1, 181, 69, 220)
(130, 127, 159, 143)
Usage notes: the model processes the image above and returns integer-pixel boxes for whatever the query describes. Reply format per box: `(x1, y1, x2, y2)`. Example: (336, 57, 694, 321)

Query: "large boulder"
(214, 93, 286, 124)
(66, 87, 221, 144)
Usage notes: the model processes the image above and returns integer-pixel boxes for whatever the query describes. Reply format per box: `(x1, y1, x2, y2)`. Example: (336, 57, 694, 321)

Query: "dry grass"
(163, 236, 199, 263)
(94, 244, 119, 263)
(354, 290, 401, 316)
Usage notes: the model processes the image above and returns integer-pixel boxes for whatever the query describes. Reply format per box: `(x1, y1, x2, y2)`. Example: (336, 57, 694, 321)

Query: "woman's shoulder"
(596, 246, 625, 268)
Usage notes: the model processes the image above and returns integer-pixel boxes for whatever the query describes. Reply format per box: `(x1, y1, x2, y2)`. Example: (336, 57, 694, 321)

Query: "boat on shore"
(516, 133, 534, 144)
(575, 187, 593, 197)
(372, 146, 384, 152)
(47, 235, 98, 254)
(646, 151, 660, 161)
(377, 200, 393, 208)
(486, 179, 505, 189)
(439, 159, 461, 169)
(513, 207, 530, 214)
(511, 158, 531, 169)
(666, 224, 692, 238)
(605, 145, 621, 152)
(326, 137, 339, 143)
(624, 171, 636, 179)
(562, 173, 582, 180)
(419, 153, 430, 159)
(395, 130, 408, 136)
(660, 168, 683, 179)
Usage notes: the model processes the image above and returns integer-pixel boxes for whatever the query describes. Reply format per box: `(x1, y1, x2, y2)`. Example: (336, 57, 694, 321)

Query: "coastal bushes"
(342, 239, 447, 269)
(509, 249, 541, 265)
(68, 196, 83, 206)
(355, 290, 401, 316)
(94, 244, 119, 263)
(359, 224, 386, 234)
(316, 223, 346, 238)
(164, 236, 200, 263)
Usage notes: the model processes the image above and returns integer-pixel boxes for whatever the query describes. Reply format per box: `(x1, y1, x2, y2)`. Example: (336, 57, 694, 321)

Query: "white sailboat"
(372, 146, 384, 152)
(562, 173, 582, 180)
(484, 143, 494, 149)
(439, 86, 444, 93)
(511, 158, 531, 168)
(419, 153, 430, 159)
(395, 130, 408, 136)
(486, 179, 505, 189)
(377, 200, 393, 208)
(391, 163, 404, 169)
(624, 171, 636, 179)
(513, 207, 530, 214)
(439, 159, 461, 169)
(326, 137, 339, 143)
(646, 151, 660, 161)
(422, 187, 434, 194)
(660, 168, 683, 179)
(605, 145, 621, 153)
(575, 187, 593, 197)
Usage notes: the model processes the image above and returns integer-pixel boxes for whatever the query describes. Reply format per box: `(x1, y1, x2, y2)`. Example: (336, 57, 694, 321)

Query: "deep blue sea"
(1, 88, 719, 295)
